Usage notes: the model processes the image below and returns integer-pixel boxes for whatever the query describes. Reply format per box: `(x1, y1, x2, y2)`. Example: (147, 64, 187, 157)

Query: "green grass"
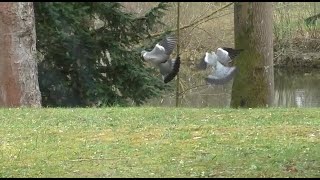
(0, 107, 320, 178)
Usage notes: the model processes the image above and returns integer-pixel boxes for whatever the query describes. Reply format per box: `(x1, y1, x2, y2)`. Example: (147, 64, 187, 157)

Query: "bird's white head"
(141, 50, 148, 58)
(204, 51, 217, 66)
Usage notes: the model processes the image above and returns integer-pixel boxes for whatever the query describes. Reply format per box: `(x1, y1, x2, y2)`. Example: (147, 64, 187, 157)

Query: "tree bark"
(0, 2, 41, 107)
(231, 2, 274, 108)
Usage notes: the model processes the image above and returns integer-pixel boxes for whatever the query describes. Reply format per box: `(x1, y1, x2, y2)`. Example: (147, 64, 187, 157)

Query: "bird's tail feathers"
(205, 67, 238, 85)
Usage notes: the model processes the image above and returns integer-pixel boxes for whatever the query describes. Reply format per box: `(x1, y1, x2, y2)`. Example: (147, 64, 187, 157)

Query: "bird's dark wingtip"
(164, 56, 181, 83)
(221, 47, 244, 60)
(222, 47, 244, 52)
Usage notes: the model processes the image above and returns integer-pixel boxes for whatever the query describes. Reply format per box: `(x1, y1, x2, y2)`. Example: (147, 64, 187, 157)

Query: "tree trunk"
(231, 2, 274, 108)
(0, 2, 41, 107)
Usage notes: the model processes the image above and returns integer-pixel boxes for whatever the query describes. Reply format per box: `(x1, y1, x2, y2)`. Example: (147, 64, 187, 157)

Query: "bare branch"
(150, 2, 234, 38)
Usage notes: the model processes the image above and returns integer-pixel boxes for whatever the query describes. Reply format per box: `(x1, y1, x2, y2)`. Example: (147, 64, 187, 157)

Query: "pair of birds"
(141, 35, 243, 84)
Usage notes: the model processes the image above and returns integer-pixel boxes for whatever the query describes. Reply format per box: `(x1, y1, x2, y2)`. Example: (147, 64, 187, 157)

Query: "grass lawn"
(0, 107, 319, 177)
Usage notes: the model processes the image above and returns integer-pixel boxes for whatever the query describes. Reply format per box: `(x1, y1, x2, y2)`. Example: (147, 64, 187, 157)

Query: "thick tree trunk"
(0, 2, 41, 107)
(231, 2, 274, 108)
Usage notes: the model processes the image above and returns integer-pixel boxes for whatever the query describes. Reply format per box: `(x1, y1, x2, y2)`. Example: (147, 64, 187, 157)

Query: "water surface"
(146, 68, 320, 108)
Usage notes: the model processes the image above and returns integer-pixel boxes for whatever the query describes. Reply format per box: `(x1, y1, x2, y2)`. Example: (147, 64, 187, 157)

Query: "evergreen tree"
(34, 2, 172, 107)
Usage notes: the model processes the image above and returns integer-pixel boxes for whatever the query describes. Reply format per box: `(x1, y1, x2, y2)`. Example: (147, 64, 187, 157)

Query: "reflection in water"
(274, 68, 320, 108)
(146, 68, 320, 108)
(295, 89, 305, 107)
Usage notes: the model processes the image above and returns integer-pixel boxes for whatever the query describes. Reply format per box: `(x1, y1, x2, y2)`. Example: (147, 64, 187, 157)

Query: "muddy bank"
(274, 37, 320, 68)
(274, 51, 320, 68)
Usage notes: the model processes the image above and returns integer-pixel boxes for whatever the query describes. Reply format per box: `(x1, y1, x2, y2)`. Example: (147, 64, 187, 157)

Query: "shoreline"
(274, 52, 320, 68)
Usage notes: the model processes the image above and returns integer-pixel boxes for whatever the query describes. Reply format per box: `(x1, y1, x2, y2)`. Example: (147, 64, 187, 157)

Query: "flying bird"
(198, 47, 243, 85)
(205, 56, 238, 85)
(197, 47, 243, 70)
(141, 35, 180, 83)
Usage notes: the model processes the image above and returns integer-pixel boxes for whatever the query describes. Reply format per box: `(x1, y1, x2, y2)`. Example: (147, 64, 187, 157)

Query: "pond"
(146, 68, 320, 108)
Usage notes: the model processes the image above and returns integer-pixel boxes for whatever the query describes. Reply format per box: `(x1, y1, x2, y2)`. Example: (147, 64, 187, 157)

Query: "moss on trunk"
(231, 2, 274, 108)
